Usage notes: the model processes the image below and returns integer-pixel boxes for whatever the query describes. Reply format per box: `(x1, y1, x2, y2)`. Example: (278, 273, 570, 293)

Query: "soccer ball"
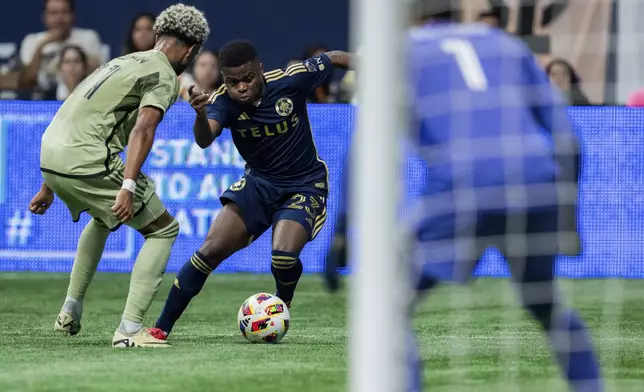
(237, 293, 290, 343)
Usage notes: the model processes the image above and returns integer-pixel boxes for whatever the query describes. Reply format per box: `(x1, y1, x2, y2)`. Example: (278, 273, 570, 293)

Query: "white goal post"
(349, 0, 410, 391)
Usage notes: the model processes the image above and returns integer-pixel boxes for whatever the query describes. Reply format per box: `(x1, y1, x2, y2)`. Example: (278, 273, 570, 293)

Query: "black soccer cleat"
(324, 233, 347, 292)
(273, 291, 292, 309)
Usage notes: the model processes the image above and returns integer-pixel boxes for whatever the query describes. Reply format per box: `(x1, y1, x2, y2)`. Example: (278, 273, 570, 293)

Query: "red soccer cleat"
(148, 327, 168, 341)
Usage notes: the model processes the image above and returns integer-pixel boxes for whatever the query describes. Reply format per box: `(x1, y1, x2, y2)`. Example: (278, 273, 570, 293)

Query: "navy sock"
(548, 309, 604, 392)
(155, 252, 212, 334)
(406, 323, 422, 392)
(271, 250, 303, 305)
(527, 301, 603, 392)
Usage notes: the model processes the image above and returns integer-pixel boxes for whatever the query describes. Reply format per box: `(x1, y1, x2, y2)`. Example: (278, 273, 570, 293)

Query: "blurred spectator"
(55, 45, 88, 101)
(193, 50, 222, 92)
(477, 10, 501, 28)
(302, 44, 333, 103)
(0, 51, 21, 99)
(18, 0, 103, 98)
(546, 58, 591, 106)
(285, 58, 301, 69)
(123, 13, 156, 55)
(179, 50, 221, 100)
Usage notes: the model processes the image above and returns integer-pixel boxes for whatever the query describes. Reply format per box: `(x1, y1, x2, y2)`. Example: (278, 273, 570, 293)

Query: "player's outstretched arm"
(189, 85, 223, 149)
(194, 114, 223, 149)
(294, 51, 355, 96)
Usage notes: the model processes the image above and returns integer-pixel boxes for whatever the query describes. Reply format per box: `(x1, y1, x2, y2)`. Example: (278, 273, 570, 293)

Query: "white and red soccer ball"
(237, 293, 290, 343)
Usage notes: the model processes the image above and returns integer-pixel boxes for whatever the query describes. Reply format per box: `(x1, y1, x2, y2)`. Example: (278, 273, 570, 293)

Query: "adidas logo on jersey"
(238, 113, 250, 120)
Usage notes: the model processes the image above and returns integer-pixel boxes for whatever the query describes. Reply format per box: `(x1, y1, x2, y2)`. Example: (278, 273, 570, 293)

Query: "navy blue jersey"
(407, 22, 578, 213)
(206, 54, 333, 191)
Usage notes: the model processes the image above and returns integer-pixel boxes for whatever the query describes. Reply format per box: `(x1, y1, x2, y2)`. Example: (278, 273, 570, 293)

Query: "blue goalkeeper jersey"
(407, 22, 578, 212)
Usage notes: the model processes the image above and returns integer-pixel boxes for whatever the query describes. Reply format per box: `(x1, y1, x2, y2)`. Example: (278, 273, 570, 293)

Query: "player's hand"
(111, 189, 134, 222)
(188, 85, 209, 114)
(28, 187, 54, 215)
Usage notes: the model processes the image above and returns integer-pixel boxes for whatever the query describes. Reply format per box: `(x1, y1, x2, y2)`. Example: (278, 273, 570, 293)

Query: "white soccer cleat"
(54, 311, 81, 336)
(112, 328, 171, 348)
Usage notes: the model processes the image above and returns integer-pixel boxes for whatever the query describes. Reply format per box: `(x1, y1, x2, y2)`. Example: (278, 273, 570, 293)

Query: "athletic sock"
(66, 219, 110, 301)
(271, 250, 303, 305)
(119, 219, 179, 332)
(155, 251, 212, 334)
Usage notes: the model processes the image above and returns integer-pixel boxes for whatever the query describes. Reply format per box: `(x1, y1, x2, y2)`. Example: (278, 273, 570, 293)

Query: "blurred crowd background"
(1, 0, 643, 106)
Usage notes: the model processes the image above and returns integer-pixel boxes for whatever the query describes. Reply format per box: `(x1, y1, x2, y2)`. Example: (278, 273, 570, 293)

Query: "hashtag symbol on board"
(6, 210, 33, 246)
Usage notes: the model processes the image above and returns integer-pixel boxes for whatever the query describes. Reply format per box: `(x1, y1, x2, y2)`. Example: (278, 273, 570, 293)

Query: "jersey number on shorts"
(84, 65, 122, 100)
(288, 194, 318, 219)
(440, 39, 488, 92)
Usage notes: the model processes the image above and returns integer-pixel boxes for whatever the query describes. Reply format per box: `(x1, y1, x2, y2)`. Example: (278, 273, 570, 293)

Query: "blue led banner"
(0, 102, 642, 278)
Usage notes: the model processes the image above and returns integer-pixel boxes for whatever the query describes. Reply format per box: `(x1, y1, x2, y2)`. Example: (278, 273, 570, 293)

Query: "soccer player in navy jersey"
(150, 40, 352, 340)
(328, 1, 603, 391)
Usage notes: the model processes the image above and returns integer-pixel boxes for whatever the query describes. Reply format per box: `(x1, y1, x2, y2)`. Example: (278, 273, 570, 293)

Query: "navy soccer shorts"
(220, 173, 328, 242)
(413, 207, 570, 286)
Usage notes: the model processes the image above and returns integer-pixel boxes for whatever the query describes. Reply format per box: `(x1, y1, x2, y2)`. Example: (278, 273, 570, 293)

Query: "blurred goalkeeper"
(327, 1, 603, 391)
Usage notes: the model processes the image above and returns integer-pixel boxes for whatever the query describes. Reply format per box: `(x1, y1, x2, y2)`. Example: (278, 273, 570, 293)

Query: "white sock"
(119, 319, 143, 334)
(62, 296, 82, 316)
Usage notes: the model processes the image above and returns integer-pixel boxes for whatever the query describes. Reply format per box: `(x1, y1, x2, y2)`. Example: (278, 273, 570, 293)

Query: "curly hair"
(153, 4, 210, 46)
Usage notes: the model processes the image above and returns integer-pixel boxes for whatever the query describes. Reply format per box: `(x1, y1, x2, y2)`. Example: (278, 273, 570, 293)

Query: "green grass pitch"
(0, 273, 643, 392)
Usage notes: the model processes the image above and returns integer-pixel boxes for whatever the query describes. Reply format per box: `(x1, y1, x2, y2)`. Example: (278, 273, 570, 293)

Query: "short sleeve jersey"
(40, 50, 179, 177)
(206, 54, 334, 190)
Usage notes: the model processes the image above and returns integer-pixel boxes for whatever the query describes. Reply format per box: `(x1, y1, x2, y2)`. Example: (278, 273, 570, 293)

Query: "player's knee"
(271, 249, 301, 271)
(144, 218, 180, 240)
(272, 240, 303, 254)
(139, 211, 178, 237)
(271, 224, 307, 255)
(198, 226, 250, 270)
(272, 219, 310, 253)
(197, 238, 233, 270)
